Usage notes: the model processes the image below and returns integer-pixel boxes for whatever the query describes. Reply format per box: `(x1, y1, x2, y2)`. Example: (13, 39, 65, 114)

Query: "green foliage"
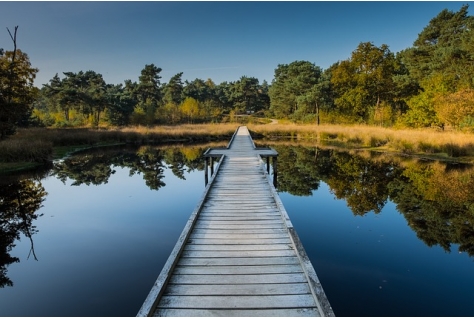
(163, 72, 184, 106)
(0, 48, 38, 138)
(401, 5, 474, 90)
(400, 89, 440, 128)
(269, 61, 324, 119)
(330, 42, 398, 122)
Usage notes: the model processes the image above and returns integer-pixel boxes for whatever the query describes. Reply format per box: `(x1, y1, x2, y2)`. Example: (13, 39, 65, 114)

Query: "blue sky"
(0, 1, 468, 87)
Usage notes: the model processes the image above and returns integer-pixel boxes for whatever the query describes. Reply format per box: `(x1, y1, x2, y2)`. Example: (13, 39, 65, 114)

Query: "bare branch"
(6, 26, 18, 49)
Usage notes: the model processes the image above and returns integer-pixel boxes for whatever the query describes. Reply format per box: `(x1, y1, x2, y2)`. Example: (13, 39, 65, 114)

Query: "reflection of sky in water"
(0, 165, 205, 317)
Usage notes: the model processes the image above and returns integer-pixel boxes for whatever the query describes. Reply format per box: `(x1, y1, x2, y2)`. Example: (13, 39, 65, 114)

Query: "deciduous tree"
(0, 27, 38, 138)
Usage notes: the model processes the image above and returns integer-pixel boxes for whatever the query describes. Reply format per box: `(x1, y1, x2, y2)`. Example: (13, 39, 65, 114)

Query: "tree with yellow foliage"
(435, 89, 474, 129)
(180, 97, 200, 123)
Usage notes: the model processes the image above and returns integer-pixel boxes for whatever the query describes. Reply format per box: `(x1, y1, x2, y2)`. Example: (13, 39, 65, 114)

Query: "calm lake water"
(1, 143, 473, 316)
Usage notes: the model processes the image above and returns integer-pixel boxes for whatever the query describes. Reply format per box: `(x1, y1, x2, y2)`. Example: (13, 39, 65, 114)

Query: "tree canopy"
(0, 26, 38, 138)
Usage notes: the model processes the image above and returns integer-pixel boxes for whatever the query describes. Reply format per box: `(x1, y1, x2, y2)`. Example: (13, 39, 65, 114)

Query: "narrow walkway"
(137, 126, 334, 317)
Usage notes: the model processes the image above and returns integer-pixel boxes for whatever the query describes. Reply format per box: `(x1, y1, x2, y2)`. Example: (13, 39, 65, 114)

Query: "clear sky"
(0, 1, 468, 87)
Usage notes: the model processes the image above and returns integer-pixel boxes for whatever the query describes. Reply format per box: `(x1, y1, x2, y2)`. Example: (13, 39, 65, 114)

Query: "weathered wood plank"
(177, 256, 301, 267)
(198, 214, 281, 219)
(173, 264, 303, 275)
(189, 232, 289, 239)
(187, 238, 292, 245)
(195, 220, 284, 226)
(164, 282, 312, 296)
(187, 231, 287, 238)
(157, 294, 317, 309)
(193, 224, 285, 230)
(154, 308, 320, 317)
(183, 244, 293, 251)
(181, 249, 297, 258)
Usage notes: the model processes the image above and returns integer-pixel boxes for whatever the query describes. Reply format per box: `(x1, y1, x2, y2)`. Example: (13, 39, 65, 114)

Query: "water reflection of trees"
(0, 144, 213, 288)
(272, 144, 474, 257)
(53, 145, 208, 190)
(0, 172, 48, 288)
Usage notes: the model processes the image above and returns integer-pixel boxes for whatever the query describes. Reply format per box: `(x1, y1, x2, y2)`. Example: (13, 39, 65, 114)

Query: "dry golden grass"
(2, 123, 474, 168)
(248, 123, 474, 159)
(0, 124, 239, 165)
(119, 123, 239, 137)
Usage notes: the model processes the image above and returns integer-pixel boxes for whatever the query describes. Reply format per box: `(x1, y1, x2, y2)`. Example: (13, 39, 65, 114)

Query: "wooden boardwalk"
(137, 126, 334, 317)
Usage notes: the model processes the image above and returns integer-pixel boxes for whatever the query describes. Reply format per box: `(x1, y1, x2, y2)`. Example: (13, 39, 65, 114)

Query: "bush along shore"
(3, 123, 474, 174)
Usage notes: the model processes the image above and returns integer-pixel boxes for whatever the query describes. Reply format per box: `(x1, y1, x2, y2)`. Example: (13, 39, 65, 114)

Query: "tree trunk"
(316, 102, 320, 126)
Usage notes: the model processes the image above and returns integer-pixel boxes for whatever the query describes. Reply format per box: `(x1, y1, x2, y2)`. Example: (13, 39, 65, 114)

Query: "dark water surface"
(1, 144, 473, 316)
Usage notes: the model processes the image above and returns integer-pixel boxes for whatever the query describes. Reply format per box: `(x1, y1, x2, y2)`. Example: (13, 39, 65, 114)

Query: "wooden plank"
(198, 213, 281, 219)
(187, 238, 292, 245)
(195, 220, 284, 226)
(164, 282, 311, 296)
(189, 232, 289, 239)
(200, 208, 279, 213)
(181, 250, 297, 258)
(157, 294, 317, 309)
(193, 224, 285, 230)
(177, 256, 300, 267)
(155, 308, 320, 317)
(187, 228, 288, 234)
(183, 244, 293, 251)
(172, 264, 303, 275)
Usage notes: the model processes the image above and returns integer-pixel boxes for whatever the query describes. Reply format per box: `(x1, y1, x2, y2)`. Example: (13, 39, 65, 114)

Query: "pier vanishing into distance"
(137, 126, 334, 317)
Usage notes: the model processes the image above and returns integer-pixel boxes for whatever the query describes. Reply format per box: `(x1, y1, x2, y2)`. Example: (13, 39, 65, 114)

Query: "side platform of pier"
(137, 126, 334, 317)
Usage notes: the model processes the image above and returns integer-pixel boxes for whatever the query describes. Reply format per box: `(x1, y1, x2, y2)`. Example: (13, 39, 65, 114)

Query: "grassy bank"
(0, 124, 239, 173)
(249, 123, 474, 161)
(2, 123, 474, 173)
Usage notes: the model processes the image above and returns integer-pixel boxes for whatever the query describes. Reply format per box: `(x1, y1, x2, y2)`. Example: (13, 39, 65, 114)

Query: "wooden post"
(266, 157, 270, 174)
(205, 157, 209, 186)
(210, 157, 214, 176)
(273, 156, 278, 188)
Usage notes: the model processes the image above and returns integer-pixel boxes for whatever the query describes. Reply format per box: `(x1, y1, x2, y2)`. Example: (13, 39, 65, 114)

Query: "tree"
(294, 74, 333, 124)
(397, 5, 474, 128)
(269, 61, 322, 119)
(229, 76, 262, 113)
(0, 27, 38, 138)
(134, 64, 162, 125)
(401, 5, 474, 90)
(136, 64, 162, 104)
(163, 72, 184, 106)
(435, 88, 474, 129)
(180, 97, 200, 123)
(182, 78, 213, 102)
(104, 83, 136, 126)
(43, 71, 107, 127)
(82, 71, 107, 126)
(401, 73, 447, 128)
(331, 42, 397, 122)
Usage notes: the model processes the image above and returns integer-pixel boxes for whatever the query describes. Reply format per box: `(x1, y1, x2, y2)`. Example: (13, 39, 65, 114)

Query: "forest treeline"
(1, 5, 474, 137)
